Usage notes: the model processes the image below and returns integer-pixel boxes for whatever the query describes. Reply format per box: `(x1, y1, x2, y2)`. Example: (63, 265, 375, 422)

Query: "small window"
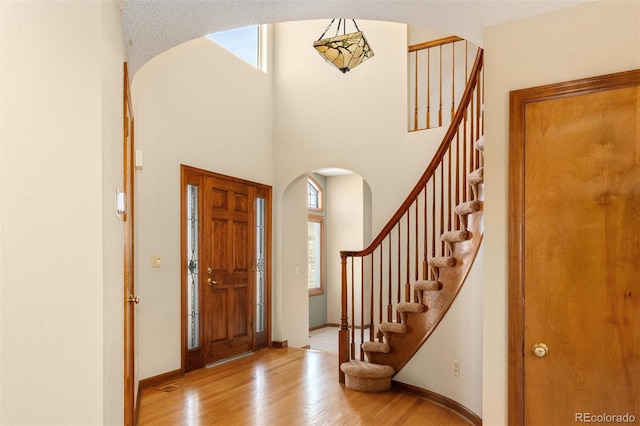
(308, 178, 322, 210)
(308, 216, 324, 296)
(207, 25, 265, 70)
(308, 177, 324, 296)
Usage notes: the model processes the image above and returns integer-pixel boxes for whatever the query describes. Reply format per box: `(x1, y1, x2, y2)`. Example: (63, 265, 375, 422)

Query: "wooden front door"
(182, 166, 272, 371)
(202, 175, 255, 364)
(509, 70, 640, 425)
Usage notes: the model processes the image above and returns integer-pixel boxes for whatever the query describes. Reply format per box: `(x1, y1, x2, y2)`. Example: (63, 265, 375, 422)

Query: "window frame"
(307, 176, 325, 296)
(307, 214, 325, 296)
(308, 177, 323, 211)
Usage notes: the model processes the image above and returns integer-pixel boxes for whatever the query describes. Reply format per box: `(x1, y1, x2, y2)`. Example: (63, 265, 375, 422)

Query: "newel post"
(338, 252, 349, 384)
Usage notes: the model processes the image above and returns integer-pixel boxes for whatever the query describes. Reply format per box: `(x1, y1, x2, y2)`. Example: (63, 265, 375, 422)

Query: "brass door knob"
(207, 278, 217, 285)
(531, 343, 549, 358)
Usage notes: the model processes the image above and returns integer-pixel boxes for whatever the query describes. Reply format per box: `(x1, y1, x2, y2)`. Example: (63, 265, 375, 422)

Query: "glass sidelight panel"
(256, 197, 266, 333)
(187, 184, 200, 350)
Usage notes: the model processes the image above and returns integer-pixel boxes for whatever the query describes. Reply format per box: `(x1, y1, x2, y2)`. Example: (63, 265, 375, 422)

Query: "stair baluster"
(339, 49, 485, 390)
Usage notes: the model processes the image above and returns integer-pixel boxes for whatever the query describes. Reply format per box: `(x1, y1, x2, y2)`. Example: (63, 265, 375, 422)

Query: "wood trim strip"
(392, 380, 482, 426)
(507, 68, 640, 426)
(134, 384, 142, 426)
(138, 369, 184, 389)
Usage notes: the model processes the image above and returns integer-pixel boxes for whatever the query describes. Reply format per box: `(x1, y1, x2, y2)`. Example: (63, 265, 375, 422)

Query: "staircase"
(338, 49, 484, 392)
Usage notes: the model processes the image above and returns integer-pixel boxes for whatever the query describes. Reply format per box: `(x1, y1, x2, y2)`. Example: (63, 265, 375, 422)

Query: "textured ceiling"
(121, 0, 593, 77)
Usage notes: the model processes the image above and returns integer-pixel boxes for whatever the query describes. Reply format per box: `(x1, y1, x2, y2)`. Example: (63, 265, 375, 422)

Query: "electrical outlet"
(453, 360, 460, 377)
(151, 255, 161, 268)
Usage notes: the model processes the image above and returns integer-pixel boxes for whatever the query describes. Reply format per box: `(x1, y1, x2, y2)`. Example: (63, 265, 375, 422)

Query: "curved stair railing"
(338, 49, 484, 388)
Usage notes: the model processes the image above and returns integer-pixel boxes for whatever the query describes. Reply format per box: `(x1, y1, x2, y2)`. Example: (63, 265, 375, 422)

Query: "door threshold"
(206, 351, 254, 368)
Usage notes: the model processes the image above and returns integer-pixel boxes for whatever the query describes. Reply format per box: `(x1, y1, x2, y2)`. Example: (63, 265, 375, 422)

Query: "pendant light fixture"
(313, 19, 374, 73)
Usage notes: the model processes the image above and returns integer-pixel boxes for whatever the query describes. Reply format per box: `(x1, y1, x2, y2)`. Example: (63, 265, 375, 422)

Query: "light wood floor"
(309, 326, 338, 352)
(138, 346, 472, 425)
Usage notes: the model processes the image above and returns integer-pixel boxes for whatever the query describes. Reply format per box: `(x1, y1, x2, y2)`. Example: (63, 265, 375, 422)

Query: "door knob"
(127, 294, 139, 304)
(207, 278, 217, 285)
(531, 343, 549, 358)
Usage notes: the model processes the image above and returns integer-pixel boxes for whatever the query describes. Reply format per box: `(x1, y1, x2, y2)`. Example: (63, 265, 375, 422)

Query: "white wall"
(275, 176, 309, 346)
(272, 20, 447, 233)
(395, 248, 483, 416)
(132, 36, 275, 379)
(101, 1, 127, 423)
(0, 1, 125, 424)
(271, 20, 452, 348)
(326, 174, 369, 325)
(482, 1, 640, 424)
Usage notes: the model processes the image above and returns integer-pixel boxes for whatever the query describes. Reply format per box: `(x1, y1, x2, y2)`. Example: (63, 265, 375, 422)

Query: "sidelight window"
(256, 197, 266, 333)
(186, 184, 200, 350)
(308, 177, 325, 296)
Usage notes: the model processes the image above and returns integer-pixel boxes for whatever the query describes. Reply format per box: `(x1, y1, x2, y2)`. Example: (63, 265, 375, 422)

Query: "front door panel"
(203, 176, 255, 364)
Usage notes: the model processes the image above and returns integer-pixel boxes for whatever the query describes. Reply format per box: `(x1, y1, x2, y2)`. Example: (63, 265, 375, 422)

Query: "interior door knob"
(531, 343, 549, 358)
(207, 278, 217, 285)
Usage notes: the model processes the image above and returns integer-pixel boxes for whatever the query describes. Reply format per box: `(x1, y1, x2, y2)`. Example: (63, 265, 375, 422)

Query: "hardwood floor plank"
(138, 348, 472, 425)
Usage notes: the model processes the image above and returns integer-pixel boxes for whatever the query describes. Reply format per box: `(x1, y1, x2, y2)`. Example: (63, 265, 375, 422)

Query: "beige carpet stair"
(340, 136, 484, 393)
(340, 360, 395, 392)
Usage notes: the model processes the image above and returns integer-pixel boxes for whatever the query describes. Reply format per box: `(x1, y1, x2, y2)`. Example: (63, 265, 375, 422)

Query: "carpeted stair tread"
(455, 200, 480, 216)
(340, 360, 395, 392)
(379, 322, 407, 334)
(341, 360, 394, 378)
(415, 280, 443, 291)
(362, 341, 390, 354)
(441, 230, 469, 243)
(397, 301, 425, 313)
(428, 256, 456, 268)
(475, 136, 484, 152)
(467, 167, 484, 185)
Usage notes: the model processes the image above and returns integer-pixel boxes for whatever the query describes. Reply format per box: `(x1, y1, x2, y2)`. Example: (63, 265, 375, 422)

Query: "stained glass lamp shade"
(313, 19, 374, 73)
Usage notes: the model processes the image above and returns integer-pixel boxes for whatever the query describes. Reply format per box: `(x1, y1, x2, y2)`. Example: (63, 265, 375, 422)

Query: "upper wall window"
(207, 25, 266, 71)
(308, 178, 322, 210)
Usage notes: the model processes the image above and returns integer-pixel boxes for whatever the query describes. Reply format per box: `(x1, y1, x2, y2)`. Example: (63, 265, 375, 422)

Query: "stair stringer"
(366, 207, 483, 373)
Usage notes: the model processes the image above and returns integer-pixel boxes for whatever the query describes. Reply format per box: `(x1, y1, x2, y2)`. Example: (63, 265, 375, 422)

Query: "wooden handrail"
(408, 36, 463, 52)
(339, 47, 484, 382)
(340, 49, 483, 260)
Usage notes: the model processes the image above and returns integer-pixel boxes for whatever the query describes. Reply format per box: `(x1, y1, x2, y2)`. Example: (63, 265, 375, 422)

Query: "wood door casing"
(181, 165, 272, 372)
(509, 70, 640, 425)
(122, 62, 136, 426)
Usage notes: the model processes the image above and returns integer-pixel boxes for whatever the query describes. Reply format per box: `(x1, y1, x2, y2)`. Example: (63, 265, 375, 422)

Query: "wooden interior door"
(122, 62, 137, 426)
(202, 175, 256, 364)
(509, 70, 640, 425)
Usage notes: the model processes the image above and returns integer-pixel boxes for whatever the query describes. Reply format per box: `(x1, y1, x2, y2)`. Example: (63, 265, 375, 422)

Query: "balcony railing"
(409, 36, 478, 132)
